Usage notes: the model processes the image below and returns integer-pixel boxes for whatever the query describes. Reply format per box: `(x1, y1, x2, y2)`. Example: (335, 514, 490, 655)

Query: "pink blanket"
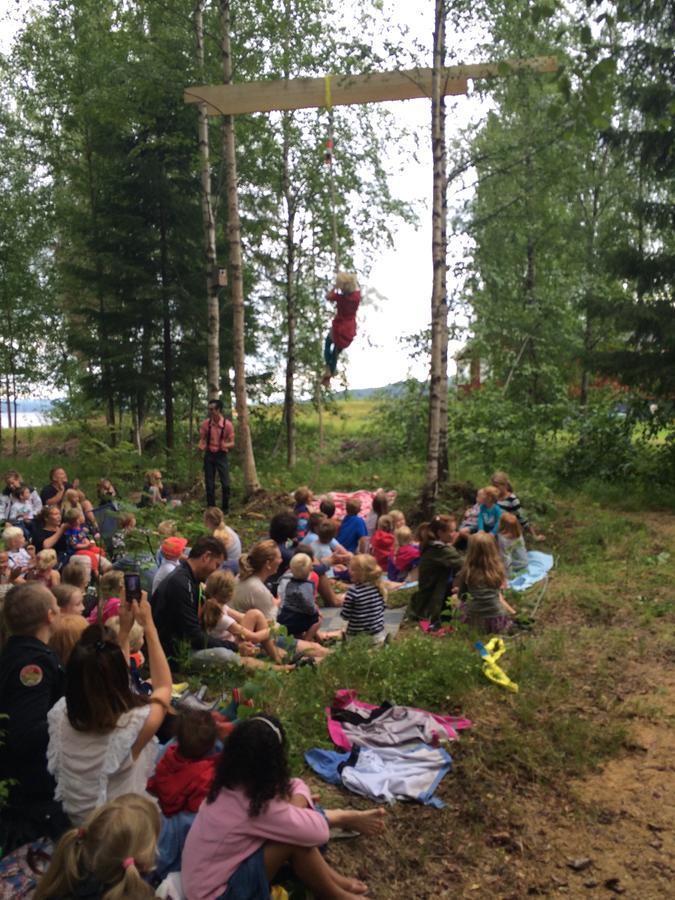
(310, 490, 397, 520)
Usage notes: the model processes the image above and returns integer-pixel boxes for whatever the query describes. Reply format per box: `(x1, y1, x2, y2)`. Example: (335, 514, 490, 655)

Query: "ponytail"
(239, 540, 278, 581)
(418, 515, 453, 548)
(103, 859, 153, 900)
(201, 596, 225, 634)
(34, 827, 83, 900)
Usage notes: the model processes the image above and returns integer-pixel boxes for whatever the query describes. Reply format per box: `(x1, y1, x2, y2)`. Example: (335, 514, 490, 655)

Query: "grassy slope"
(3, 402, 674, 895)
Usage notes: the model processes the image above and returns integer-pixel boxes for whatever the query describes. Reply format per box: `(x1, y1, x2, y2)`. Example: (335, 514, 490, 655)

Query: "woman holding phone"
(46, 597, 171, 825)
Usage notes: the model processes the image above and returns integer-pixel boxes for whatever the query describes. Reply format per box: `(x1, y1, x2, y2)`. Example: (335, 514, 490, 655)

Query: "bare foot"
(331, 807, 386, 836)
(332, 872, 369, 895)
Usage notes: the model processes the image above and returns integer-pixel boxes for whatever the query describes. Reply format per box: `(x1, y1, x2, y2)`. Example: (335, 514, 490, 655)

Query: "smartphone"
(123, 572, 142, 603)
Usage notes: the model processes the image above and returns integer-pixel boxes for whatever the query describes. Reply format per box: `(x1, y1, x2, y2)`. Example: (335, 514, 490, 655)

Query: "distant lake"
(0, 409, 53, 428)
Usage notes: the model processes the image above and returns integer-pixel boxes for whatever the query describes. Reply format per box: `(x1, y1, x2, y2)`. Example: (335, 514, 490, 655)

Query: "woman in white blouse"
(47, 597, 171, 825)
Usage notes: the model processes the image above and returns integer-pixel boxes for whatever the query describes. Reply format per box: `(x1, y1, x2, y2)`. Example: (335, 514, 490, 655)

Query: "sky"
(0, 0, 490, 393)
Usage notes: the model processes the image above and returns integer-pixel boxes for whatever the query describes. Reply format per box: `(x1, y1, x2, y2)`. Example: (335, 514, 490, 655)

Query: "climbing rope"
(323, 74, 339, 273)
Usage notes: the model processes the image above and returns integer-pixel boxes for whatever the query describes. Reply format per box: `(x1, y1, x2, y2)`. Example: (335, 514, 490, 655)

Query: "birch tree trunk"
(422, 0, 448, 517)
(195, 0, 220, 401)
(221, 0, 260, 496)
(282, 112, 297, 469)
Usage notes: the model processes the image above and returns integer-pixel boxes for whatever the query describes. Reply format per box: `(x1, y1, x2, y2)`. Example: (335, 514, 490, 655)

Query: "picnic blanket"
(305, 743, 453, 808)
(309, 489, 397, 520)
(507, 550, 553, 592)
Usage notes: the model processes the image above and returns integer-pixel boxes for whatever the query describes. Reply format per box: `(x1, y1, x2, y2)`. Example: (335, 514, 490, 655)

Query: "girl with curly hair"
(182, 715, 386, 900)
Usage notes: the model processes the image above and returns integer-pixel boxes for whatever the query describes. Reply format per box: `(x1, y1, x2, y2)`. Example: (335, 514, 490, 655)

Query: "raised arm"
(131, 597, 172, 758)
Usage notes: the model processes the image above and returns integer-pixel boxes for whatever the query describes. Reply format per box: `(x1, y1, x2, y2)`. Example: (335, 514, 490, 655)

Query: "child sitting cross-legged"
(341, 553, 387, 646)
(202, 569, 291, 669)
(147, 709, 219, 816)
(277, 553, 321, 640)
(182, 715, 386, 900)
(497, 512, 529, 580)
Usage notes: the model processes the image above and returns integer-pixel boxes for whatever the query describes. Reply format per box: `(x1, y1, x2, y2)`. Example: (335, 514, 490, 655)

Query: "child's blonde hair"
(294, 486, 312, 506)
(157, 519, 178, 537)
(49, 614, 88, 665)
(290, 552, 312, 579)
(2, 526, 24, 548)
(460, 531, 506, 589)
(376, 514, 394, 534)
(33, 794, 159, 900)
(62, 488, 83, 508)
(205, 568, 235, 602)
(213, 524, 235, 552)
(204, 507, 224, 531)
(52, 583, 84, 612)
(335, 271, 359, 293)
(202, 569, 236, 633)
(118, 512, 136, 529)
(61, 562, 90, 591)
(64, 507, 84, 525)
(482, 485, 499, 503)
(106, 615, 145, 653)
(389, 509, 406, 527)
(349, 553, 387, 600)
(395, 526, 413, 547)
(100, 570, 125, 601)
(498, 512, 522, 539)
(36, 548, 58, 571)
(146, 469, 163, 485)
(490, 471, 513, 493)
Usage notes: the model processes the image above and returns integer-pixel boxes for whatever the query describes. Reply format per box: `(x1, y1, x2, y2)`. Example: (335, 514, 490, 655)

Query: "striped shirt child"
(497, 492, 529, 532)
(341, 582, 385, 638)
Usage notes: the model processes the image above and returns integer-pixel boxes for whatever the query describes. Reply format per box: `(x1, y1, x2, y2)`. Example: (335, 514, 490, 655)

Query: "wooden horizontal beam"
(184, 56, 557, 117)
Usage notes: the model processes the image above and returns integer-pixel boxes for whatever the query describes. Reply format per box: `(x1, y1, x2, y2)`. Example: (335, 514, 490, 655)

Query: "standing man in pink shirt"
(198, 399, 235, 513)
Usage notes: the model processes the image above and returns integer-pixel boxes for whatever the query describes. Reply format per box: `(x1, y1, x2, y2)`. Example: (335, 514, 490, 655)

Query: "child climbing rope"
(321, 272, 361, 387)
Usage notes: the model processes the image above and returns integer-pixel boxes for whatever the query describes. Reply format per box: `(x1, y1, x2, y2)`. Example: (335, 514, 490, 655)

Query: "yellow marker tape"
(324, 74, 332, 109)
(476, 637, 519, 693)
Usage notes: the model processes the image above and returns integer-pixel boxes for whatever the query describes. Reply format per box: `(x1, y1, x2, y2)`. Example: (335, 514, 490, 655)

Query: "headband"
(251, 716, 282, 744)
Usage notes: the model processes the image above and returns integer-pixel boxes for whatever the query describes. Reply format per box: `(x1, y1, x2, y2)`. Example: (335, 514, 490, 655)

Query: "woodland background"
(0, 0, 672, 498)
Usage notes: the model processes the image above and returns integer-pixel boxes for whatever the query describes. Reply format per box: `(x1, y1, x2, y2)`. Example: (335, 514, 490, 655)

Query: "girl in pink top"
(181, 715, 386, 900)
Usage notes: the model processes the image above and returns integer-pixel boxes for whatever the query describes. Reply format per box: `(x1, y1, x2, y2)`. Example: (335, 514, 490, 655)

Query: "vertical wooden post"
(220, 0, 260, 496)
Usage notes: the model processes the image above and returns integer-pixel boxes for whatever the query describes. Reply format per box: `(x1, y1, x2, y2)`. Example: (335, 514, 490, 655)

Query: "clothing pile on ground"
(306, 689, 471, 808)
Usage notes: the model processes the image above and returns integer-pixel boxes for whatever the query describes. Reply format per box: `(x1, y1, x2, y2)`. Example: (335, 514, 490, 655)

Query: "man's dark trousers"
(204, 451, 230, 512)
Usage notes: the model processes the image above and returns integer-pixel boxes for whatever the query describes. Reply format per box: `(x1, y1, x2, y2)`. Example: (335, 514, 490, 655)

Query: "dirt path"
(503, 666, 674, 899)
